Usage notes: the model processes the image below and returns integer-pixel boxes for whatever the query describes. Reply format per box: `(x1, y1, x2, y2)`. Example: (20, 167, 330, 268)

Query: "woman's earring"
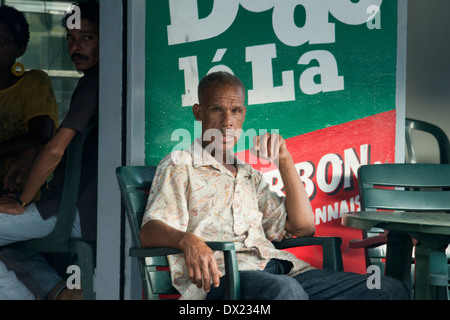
(11, 62, 25, 77)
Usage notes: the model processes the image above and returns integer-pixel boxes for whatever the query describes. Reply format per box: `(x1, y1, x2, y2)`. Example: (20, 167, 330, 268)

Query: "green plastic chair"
(116, 165, 344, 300)
(352, 119, 450, 285)
(405, 118, 450, 297)
(8, 119, 97, 300)
(357, 163, 450, 300)
(405, 118, 450, 164)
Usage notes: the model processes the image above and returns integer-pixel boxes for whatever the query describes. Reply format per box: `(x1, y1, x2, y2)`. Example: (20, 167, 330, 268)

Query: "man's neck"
(217, 152, 238, 177)
(222, 163, 237, 177)
(82, 65, 99, 76)
(204, 143, 238, 177)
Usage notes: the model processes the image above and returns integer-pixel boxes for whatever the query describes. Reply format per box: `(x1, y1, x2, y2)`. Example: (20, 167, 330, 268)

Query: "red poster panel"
(237, 110, 396, 273)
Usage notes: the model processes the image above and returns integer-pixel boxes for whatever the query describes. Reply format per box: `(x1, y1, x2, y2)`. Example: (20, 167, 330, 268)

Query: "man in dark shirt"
(0, 1, 99, 300)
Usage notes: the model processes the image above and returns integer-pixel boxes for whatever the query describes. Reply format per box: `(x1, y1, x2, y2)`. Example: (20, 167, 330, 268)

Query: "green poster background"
(145, 1, 397, 166)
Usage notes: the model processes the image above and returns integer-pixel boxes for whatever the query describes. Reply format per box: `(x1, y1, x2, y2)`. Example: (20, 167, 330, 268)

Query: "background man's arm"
(0, 127, 76, 215)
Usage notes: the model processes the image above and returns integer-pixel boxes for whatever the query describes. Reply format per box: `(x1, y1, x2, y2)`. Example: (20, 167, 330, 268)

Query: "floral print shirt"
(141, 140, 313, 299)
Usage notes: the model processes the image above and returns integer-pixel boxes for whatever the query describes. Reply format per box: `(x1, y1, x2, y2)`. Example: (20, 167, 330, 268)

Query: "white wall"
(406, 0, 450, 163)
(97, 0, 123, 299)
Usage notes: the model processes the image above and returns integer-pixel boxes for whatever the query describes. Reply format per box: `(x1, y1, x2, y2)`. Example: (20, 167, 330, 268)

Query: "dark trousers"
(207, 259, 410, 300)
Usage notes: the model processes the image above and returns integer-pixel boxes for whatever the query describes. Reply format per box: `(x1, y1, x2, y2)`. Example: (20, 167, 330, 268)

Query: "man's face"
(66, 19, 99, 73)
(194, 83, 246, 155)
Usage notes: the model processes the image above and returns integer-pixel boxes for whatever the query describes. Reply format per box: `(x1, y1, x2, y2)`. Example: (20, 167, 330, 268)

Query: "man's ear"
(193, 104, 202, 121)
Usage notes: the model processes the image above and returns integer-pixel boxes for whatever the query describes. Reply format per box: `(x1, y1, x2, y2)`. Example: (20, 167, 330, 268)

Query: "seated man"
(140, 71, 410, 300)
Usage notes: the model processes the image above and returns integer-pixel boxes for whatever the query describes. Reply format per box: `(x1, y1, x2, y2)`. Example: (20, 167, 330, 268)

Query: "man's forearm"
(19, 145, 63, 203)
(19, 127, 76, 204)
(278, 152, 315, 237)
(140, 219, 195, 250)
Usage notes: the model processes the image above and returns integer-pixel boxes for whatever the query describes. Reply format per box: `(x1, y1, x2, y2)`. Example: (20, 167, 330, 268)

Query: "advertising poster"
(145, 0, 399, 273)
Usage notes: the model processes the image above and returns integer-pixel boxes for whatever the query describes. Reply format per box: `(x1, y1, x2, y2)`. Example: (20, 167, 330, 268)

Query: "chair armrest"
(129, 241, 235, 257)
(129, 247, 181, 257)
(130, 241, 241, 300)
(273, 237, 344, 271)
(348, 234, 387, 249)
(205, 242, 240, 300)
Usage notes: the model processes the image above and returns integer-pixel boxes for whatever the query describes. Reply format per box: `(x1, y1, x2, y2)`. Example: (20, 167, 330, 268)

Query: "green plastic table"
(342, 210, 450, 300)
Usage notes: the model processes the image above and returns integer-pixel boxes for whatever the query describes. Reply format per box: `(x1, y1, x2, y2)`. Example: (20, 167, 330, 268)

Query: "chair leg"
(415, 245, 449, 300)
(70, 240, 96, 300)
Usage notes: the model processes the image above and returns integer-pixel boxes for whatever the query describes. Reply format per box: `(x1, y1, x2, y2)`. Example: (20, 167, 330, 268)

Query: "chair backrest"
(405, 118, 450, 164)
(358, 163, 450, 212)
(116, 166, 156, 248)
(10, 117, 98, 252)
(116, 166, 182, 299)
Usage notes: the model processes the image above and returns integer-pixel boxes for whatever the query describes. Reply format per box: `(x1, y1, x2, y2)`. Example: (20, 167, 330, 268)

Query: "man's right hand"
(140, 220, 223, 293)
(180, 233, 223, 292)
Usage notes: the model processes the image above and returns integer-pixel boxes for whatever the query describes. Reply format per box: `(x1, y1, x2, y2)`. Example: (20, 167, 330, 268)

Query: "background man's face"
(66, 19, 99, 73)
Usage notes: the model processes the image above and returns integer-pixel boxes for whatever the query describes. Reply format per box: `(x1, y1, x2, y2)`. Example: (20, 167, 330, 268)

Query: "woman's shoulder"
(26, 69, 49, 78)
(21, 69, 52, 84)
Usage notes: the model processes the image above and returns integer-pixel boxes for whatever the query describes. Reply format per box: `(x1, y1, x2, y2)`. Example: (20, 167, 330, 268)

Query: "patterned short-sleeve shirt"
(141, 140, 313, 299)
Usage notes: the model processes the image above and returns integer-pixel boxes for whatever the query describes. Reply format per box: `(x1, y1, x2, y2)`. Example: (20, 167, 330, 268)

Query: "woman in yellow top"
(0, 5, 58, 196)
